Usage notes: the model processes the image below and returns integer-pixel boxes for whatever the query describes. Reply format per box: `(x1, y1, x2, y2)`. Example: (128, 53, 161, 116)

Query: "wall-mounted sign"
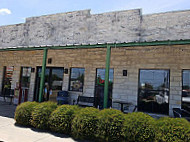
(22, 67, 31, 77)
(7, 66, 14, 72)
(123, 70, 127, 76)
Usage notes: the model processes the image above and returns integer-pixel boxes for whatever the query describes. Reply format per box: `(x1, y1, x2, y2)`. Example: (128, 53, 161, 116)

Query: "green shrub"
(31, 101, 57, 129)
(71, 107, 99, 140)
(155, 117, 190, 142)
(49, 105, 79, 134)
(96, 109, 125, 142)
(122, 112, 156, 142)
(14, 101, 38, 126)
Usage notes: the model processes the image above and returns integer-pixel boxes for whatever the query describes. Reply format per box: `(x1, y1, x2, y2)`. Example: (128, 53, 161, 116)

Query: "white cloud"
(115, 0, 189, 14)
(21, 17, 26, 20)
(0, 8, 12, 15)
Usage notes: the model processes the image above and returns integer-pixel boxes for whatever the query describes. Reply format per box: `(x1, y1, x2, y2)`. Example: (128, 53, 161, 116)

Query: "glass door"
(20, 67, 31, 88)
(20, 67, 32, 103)
(94, 68, 114, 109)
(35, 67, 64, 102)
(2, 66, 14, 98)
(182, 70, 190, 111)
(50, 68, 64, 102)
(138, 70, 170, 114)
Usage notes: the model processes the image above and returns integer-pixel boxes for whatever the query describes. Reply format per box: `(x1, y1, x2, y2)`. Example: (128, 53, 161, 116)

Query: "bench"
(113, 100, 137, 113)
(173, 108, 190, 121)
(77, 96, 94, 107)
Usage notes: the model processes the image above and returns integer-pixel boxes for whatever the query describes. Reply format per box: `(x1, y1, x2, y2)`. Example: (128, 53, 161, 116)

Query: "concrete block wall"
(47, 48, 107, 104)
(0, 9, 141, 48)
(0, 50, 44, 101)
(1, 44, 190, 115)
(141, 10, 190, 41)
(110, 45, 190, 115)
(0, 24, 28, 47)
(89, 9, 141, 43)
(1, 8, 190, 49)
(0, 8, 190, 116)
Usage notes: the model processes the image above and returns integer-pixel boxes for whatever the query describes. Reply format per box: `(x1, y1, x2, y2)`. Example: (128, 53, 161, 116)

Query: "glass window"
(138, 70, 170, 114)
(35, 67, 64, 102)
(20, 67, 31, 88)
(2, 66, 14, 97)
(69, 68, 85, 92)
(51, 68, 64, 90)
(182, 70, 190, 111)
(94, 69, 114, 109)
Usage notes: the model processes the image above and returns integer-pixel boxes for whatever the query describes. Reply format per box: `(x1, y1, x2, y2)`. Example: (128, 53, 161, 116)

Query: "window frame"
(20, 66, 32, 88)
(138, 69, 170, 115)
(181, 69, 190, 110)
(69, 67, 85, 92)
(1, 66, 14, 97)
(95, 68, 114, 87)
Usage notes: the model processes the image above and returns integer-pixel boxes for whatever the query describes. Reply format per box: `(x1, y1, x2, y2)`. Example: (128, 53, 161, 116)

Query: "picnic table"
(113, 100, 135, 112)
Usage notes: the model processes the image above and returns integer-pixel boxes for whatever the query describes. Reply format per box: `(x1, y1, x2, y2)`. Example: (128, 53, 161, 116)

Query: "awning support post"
(104, 45, 111, 108)
(38, 48, 48, 102)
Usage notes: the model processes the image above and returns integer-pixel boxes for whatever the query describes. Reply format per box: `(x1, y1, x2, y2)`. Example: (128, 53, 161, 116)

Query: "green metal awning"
(1, 39, 190, 51)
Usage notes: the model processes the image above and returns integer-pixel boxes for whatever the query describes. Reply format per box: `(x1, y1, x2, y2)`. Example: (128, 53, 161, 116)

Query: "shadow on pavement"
(0, 101, 16, 118)
(2, 101, 91, 142)
(14, 123, 91, 142)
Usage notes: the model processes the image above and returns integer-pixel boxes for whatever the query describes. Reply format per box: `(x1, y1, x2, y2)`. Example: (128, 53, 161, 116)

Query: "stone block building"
(0, 9, 190, 116)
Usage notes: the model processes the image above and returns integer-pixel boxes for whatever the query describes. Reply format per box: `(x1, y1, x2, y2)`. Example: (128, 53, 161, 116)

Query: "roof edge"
(0, 39, 190, 51)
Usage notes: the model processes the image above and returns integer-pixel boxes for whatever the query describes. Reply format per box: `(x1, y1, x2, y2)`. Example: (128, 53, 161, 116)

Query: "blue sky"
(0, 0, 190, 26)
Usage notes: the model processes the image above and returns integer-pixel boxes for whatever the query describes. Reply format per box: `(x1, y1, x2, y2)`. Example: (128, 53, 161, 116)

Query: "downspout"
(38, 48, 48, 102)
(104, 45, 111, 108)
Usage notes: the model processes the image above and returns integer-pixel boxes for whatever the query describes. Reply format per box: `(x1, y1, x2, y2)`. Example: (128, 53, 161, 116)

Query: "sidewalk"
(0, 101, 77, 142)
(0, 116, 76, 142)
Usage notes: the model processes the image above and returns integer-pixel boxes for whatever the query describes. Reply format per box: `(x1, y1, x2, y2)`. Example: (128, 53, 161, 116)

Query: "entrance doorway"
(19, 67, 32, 103)
(1, 66, 14, 99)
(34, 67, 64, 102)
(138, 69, 170, 115)
(94, 68, 114, 109)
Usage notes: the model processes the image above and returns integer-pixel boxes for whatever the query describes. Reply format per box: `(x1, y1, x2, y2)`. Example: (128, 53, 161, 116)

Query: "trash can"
(57, 91, 69, 105)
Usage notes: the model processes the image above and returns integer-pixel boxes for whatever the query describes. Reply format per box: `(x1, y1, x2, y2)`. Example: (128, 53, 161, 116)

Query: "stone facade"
(0, 8, 190, 116)
(141, 10, 190, 41)
(1, 9, 190, 48)
(0, 44, 190, 115)
(0, 50, 43, 101)
(0, 9, 141, 48)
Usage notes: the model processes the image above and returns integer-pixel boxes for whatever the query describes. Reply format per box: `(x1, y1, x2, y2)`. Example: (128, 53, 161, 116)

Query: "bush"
(96, 109, 125, 142)
(14, 101, 38, 126)
(71, 107, 99, 140)
(122, 112, 156, 142)
(49, 105, 79, 134)
(31, 101, 57, 129)
(155, 117, 190, 142)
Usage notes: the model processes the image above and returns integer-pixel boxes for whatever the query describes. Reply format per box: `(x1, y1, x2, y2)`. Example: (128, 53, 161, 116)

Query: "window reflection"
(2, 66, 14, 97)
(35, 67, 64, 102)
(95, 69, 114, 109)
(51, 68, 63, 90)
(69, 68, 85, 92)
(138, 70, 169, 114)
(20, 67, 31, 88)
(182, 70, 190, 111)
